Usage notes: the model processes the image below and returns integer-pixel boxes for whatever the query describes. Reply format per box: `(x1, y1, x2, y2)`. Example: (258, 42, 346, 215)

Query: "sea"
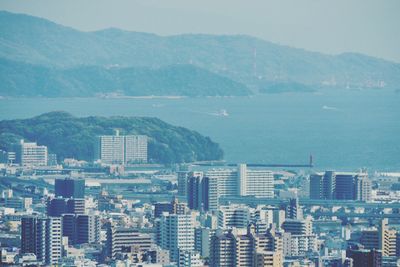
(0, 89, 399, 172)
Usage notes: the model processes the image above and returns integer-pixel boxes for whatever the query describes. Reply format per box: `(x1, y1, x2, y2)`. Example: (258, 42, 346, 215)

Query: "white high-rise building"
(356, 173, 372, 202)
(281, 217, 317, 257)
(106, 225, 152, 259)
(124, 135, 147, 164)
(158, 214, 195, 262)
(96, 133, 124, 164)
(206, 169, 237, 197)
(198, 165, 274, 211)
(218, 204, 251, 229)
(253, 207, 274, 227)
(379, 218, 397, 257)
(18, 140, 48, 166)
(238, 164, 274, 198)
(96, 131, 147, 164)
(178, 250, 203, 267)
(204, 169, 237, 211)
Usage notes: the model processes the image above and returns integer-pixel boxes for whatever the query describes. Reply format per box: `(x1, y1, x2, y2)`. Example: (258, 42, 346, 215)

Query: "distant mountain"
(0, 58, 249, 97)
(259, 81, 315, 94)
(1, 11, 400, 94)
(0, 111, 224, 164)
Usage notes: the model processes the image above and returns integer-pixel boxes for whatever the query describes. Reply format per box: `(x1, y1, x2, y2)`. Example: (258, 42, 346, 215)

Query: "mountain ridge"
(1, 11, 399, 94)
(0, 58, 250, 97)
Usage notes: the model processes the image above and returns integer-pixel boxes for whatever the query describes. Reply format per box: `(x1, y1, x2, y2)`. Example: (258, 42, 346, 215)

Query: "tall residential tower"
(95, 130, 147, 164)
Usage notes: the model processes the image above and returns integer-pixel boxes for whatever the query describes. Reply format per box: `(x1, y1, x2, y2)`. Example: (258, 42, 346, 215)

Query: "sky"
(1, 0, 399, 62)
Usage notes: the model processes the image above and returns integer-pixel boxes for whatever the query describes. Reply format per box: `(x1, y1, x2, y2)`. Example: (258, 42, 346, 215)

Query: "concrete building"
(255, 225, 283, 253)
(210, 226, 285, 267)
(17, 140, 48, 166)
(379, 218, 397, 257)
(284, 234, 316, 257)
(282, 218, 313, 236)
(186, 172, 206, 211)
(346, 248, 382, 267)
(356, 174, 372, 202)
(95, 131, 147, 165)
(206, 168, 237, 211)
(272, 209, 286, 229)
(359, 219, 398, 257)
(207, 165, 274, 199)
(360, 229, 379, 250)
(188, 165, 274, 212)
(178, 250, 202, 267)
(210, 230, 236, 267)
(1, 197, 32, 210)
(218, 204, 251, 229)
(335, 172, 371, 201)
(6, 151, 16, 164)
(285, 198, 302, 220)
(47, 153, 57, 166)
(309, 171, 336, 200)
(55, 178, 85, 198)
(95, 132, 124, 165)
(21, 216, 62, 265)
(177, 171, 190, 197)
(280, 218, 316, 257)
(154, 198, 186, 218)
(124, 135, 147, 164)
(21, 217, 37, 255)
(235, 231, 256, 267)
(62, 214, 101, 245)
(310, 171, 371, 201)
(238, 164, 274, 198)
(157, 214, 195, 262)
(185, 170, 234, 212)
(143, 246, 170, 265)
(47, 198, 85, 216)
(106, 225, 152, 259)
(194, 227, 214, 258)
(255, 250, 283, 267)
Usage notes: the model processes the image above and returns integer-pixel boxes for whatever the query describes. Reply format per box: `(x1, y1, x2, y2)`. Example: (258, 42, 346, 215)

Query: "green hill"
(0, 59, 250, 97)
(0, 112, 224, 164)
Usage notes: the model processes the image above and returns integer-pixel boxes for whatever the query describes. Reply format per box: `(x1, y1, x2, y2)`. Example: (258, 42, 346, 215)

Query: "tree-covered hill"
(0, 59, 250, 97)
(0, 112, 224, 164)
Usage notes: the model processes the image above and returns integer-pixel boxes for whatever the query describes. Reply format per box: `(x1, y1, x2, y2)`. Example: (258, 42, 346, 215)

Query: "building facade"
(106, 225, 152, 259)
(62, 214, 101, 245)
(55, 178, 85, 198)
(21, 216, 62, 265)
(95, 131, 147, 164)
(18, 140, 48, 166)
(310, 171, 371, 201)
(157, 214, 195, 262)
(187, 165, 274, 212)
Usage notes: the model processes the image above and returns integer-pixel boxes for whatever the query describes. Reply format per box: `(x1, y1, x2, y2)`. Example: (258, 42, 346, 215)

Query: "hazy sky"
(1, 0, 399, 62)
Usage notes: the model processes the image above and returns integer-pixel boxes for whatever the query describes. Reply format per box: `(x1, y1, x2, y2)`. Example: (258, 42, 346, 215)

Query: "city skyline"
(0, 1, 399, 266)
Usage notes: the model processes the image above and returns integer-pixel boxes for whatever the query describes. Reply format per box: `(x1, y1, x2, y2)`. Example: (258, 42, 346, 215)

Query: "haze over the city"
(1, 0, 400, 62)
(1, 1, 400, 267)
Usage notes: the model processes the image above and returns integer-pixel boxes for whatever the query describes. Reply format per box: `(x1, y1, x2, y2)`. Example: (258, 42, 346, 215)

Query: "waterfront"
(1, 89, 399, 171)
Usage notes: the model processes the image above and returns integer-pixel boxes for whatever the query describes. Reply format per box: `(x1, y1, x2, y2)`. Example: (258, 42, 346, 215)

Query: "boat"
(218, 109, 229, 117)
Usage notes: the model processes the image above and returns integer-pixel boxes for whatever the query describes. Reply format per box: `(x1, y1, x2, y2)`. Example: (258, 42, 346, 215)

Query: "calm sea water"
(0, 90, 399, 171)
